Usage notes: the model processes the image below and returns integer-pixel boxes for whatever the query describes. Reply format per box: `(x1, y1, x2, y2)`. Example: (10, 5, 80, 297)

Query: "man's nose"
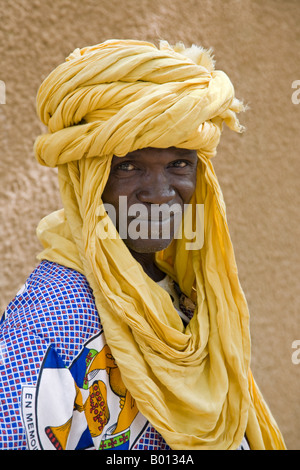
(136, 172, 176, 204)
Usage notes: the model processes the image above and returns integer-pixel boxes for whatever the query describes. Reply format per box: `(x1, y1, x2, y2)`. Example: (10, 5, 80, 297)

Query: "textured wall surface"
(0, 0, 299, 449)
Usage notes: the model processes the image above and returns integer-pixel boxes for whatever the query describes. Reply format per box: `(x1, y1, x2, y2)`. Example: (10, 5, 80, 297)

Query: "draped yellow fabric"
(34, 39, 286, 450)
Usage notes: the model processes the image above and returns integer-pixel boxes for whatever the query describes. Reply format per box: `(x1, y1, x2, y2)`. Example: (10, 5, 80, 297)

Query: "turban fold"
(34, 39, 286, 450)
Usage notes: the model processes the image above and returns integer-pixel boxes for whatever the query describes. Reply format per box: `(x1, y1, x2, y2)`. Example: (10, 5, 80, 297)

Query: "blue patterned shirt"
(0, 260, 170, 450)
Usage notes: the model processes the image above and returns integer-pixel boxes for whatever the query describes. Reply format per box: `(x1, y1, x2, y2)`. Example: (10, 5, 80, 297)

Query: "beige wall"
(0, 0, 299, 449)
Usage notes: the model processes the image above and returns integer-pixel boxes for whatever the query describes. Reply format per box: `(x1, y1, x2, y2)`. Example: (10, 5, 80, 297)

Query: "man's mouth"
(128, 212, 182, 240)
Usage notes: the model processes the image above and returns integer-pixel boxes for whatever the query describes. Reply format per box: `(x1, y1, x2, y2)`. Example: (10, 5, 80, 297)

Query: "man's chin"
(124, 238, 173, 254)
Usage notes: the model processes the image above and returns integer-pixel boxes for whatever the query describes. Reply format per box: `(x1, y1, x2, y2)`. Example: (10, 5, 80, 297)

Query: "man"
(0, 39, 286, 450)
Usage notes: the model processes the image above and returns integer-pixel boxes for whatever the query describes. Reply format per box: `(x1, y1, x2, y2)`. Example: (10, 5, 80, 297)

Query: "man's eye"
(116, 162, 136, 171)
(170, 160, 189, 168)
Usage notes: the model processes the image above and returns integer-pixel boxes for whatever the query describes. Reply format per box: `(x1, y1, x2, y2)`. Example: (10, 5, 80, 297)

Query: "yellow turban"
(34, 39, 286, 450)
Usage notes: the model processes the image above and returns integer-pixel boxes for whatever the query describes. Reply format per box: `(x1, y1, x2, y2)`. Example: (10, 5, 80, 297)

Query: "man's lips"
(134, 215, 174, 223)
(125, 213, 183, 239)
(128, 209, 182, 222)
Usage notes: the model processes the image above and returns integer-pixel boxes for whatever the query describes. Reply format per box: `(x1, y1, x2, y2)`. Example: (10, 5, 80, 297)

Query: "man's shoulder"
(28, 259, 93, 298)
(2, 260, 101, 333)
(11, 259, 95, 307)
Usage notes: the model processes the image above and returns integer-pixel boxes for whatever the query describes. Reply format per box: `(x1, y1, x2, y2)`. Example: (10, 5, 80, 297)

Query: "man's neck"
(128, 249, 166, 282)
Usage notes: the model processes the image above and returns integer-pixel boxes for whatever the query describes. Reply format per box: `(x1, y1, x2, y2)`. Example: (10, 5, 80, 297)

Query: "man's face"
(102, 147, 198, 253)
